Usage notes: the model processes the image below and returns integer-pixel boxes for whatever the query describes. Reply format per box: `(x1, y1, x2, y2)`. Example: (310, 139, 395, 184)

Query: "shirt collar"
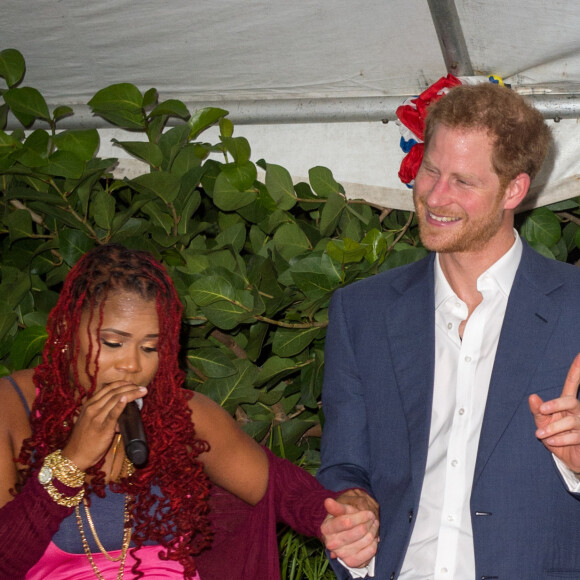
(434, 231, 523, 309)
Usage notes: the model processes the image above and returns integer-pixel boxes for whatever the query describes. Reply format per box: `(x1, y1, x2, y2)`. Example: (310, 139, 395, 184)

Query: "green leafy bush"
(0, 48, 429, 464)
(1, 48, 580, 578)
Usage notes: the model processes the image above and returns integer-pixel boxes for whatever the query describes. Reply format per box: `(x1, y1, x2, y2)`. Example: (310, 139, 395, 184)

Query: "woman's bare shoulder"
(0, 369, 36, 414)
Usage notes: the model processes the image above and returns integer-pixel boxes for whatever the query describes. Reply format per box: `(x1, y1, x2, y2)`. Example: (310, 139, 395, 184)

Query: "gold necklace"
(75, 494, 132, 579)
(74, 434, 136, 579)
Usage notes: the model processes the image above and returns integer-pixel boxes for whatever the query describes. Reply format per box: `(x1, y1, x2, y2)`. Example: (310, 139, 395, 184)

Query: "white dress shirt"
(398, 235, 522, 579)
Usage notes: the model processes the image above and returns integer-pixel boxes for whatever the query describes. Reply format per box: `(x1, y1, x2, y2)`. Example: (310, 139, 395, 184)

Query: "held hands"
(62, 381, 147, 472)
(321, 488, 379, 569)
(529, 352, 580, 473)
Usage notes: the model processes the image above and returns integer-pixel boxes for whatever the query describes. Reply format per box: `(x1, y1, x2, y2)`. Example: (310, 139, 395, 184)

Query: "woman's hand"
(61, 381, 147, 472)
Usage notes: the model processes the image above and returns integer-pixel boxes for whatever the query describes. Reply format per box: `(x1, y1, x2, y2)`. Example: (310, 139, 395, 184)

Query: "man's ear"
(503, 173, 530, 210)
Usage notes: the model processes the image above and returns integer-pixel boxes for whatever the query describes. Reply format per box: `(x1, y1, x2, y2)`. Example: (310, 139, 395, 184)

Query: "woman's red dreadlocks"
(16, 244, 213, 579)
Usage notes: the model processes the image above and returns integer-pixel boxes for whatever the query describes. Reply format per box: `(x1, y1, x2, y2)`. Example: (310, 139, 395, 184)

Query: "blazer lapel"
(386, 254, 437, 496)
(473, 246, 563, 484)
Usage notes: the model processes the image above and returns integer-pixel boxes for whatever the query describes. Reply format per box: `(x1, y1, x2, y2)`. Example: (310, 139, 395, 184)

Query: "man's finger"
(561, 352, 580, 398)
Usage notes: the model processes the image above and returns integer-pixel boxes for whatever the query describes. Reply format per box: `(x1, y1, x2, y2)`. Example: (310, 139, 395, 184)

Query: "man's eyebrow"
(100, 328, 159, 338)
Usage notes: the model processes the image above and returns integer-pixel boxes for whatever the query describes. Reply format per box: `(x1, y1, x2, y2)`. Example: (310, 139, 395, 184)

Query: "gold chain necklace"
(74, 434, 135, 579)
(76, 493, 132, 579)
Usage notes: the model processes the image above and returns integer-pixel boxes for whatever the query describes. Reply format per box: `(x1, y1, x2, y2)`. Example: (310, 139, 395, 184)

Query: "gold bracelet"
(38, 450, 86, 507)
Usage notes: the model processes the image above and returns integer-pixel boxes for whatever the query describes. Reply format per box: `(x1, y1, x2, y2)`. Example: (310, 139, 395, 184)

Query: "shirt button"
(447, 322, 453, 330)
(458, 408, 465, 415)
(464, 355, 472, 363)
(451, 459, 458, 467)
(440, 568, 448, 574)
(447, 514, 454, 521)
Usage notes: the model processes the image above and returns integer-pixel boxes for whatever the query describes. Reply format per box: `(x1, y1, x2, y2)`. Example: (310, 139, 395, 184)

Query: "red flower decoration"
(396, 74, 461, 185)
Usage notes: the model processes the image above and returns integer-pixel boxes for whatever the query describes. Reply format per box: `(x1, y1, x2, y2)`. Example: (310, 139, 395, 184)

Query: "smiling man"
(318, 82, 580, 580)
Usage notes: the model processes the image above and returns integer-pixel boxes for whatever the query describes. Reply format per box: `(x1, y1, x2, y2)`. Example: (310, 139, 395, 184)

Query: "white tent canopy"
(4, 0, 580, 210)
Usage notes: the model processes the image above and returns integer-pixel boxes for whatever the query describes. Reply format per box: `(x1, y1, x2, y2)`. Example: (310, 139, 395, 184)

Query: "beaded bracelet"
(38, 450, 86, 507)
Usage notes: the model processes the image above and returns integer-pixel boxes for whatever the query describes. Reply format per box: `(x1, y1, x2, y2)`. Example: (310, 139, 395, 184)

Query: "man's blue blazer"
(318, 241, 580, 579)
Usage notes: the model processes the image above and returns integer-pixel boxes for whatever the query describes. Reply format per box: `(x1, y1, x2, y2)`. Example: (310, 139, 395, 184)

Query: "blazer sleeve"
(317, 289, 374, 494)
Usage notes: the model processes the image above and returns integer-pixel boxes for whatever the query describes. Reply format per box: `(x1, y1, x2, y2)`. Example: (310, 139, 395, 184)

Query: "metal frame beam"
(6, 92, 580, 130)
(427, 0, 474, 77)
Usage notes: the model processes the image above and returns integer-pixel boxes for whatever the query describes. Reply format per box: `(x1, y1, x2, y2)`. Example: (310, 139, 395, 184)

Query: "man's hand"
(529, 352, 580, 473)
(321, 489, 379, 569)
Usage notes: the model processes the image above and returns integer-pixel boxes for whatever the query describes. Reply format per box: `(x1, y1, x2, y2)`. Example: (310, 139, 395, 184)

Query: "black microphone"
(119, 398, 148, 467)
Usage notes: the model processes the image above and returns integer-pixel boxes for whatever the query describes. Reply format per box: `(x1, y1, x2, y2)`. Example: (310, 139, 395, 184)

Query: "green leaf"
(362, 228, 388, 263)
(201, 297, 252, 330)
(88, 83, 145, 129)
(255, 356, 306, 387)
(3, 209, 33, 243)
(141, 200, 174, 235)
(171, 145, 203, 177)
(10, 326, 48, 370)
(113, 140, 163, 167)
(221, 160, 257, 192)
(219, 118, 234, 138)
(0, 266, 31, 309)
(92, 191, 116, 230)
(326, 238, 367, 264)
(187, 347, 236, 378)
(4, 87, 51, 124)
(88, 83, 143, 111)
(0, 49, 26, 88)
(150, 99, 190, 120)
(131, 171, 181, 204)
(213, 172, 257, 211)
(272, 223, 311, 261)
(319, 191, 346, 236)
(142, 88, 159, 109)
(519, 207, 561, 248)
(215, 223, 247, 254)
(0, 303, 18, 344)
(309, 166, 341, 198)
(53, 130, 99, 161)
(58, 229, 95, 267)
(176, 190, 202, 236)
(290, 256, 339, 300)
(53, 106, 74, 122)
(188, 107, 228, 140)
(265, 163, 297, 210)
(198, 359, 260, 414)
(382, 246, 428, 270)
(45, 150, 85, 179)
(0, 129, 22, 158)
(189, 275, 236, 306)
(272, 326, 321, 357)
(222, 136, 251, 164)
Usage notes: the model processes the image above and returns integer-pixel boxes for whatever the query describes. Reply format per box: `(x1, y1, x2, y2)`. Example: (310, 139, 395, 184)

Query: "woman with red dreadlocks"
(0, 244, 379, 580)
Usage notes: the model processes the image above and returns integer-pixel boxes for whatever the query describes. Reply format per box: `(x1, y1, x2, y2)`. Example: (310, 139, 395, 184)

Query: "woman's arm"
(189, 391, 269, 505)
(0, 475, 75, 579)
(0, 373, 76, 579)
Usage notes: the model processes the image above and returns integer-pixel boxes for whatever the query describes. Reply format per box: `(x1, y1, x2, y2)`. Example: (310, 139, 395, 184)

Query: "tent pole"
(427, 0, 474, 77)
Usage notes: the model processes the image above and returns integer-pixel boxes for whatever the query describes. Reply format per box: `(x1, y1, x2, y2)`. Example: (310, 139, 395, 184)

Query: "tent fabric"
(4, 0, 580, 209)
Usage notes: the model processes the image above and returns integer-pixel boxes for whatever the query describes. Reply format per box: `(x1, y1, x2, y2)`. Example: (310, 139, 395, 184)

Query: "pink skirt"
(26, 541, 200, 579)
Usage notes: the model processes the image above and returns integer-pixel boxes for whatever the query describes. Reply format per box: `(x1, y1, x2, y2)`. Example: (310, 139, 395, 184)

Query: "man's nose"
(426, 176, 453, 208)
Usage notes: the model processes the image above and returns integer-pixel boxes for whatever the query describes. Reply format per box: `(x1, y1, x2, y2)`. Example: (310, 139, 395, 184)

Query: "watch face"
(38, 465, 53, 485)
